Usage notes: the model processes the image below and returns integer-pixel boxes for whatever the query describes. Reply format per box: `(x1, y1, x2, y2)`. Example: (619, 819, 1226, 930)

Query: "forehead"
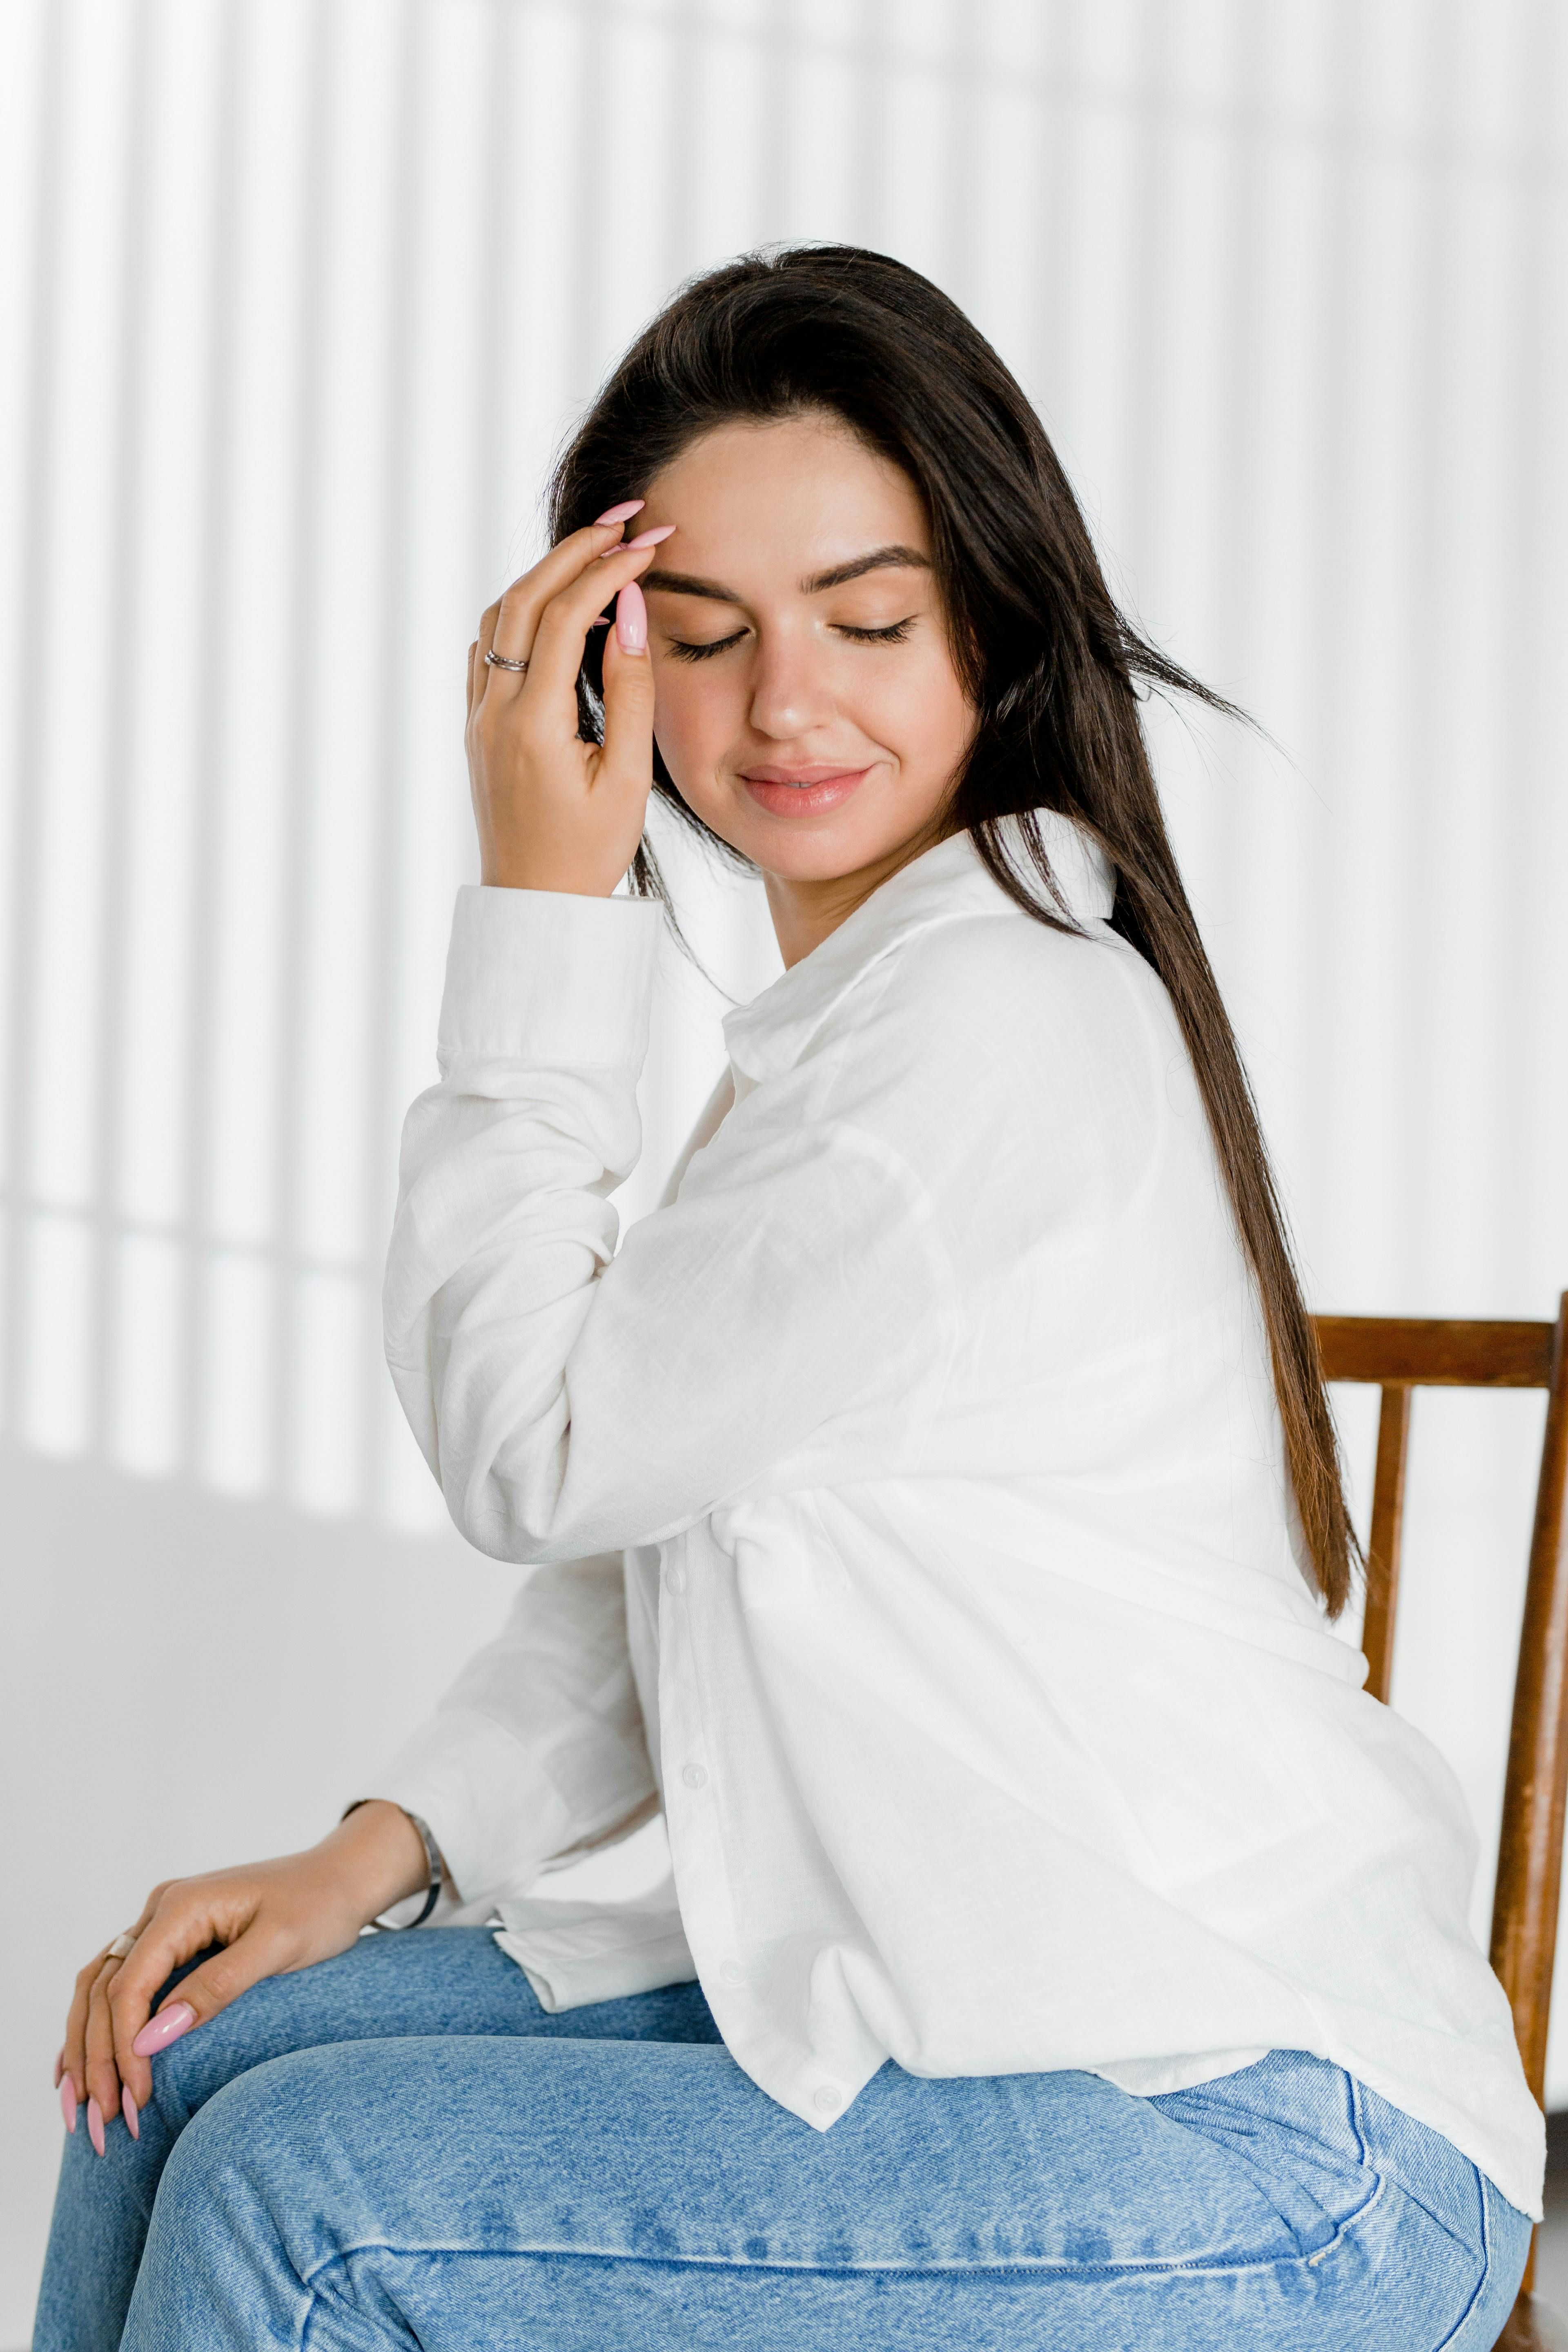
(643, 415, 930, 578)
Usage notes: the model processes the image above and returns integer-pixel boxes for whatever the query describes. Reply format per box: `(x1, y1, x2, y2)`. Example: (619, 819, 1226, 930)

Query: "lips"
(739, 766, 871, 818)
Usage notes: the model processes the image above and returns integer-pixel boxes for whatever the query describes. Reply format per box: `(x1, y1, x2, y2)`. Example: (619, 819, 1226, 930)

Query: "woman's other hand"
(466, 505, 670, 895)
(58, 1800, 429, 2152)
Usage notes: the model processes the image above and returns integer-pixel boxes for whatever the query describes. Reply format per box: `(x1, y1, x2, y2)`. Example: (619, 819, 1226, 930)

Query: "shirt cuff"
(437, 885, 664, 1074)
(354, 1706, 577, 1908)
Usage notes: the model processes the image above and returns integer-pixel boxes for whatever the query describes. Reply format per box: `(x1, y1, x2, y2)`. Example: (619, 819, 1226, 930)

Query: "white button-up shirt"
(372, 811, 1543, 2218)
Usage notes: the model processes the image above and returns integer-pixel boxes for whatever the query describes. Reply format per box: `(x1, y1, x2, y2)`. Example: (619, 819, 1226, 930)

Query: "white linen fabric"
(370, 810, 1543, 2218)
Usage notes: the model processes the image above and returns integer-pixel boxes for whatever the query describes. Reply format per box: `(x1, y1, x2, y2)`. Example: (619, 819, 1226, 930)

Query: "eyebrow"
(641, 544, 931, 606)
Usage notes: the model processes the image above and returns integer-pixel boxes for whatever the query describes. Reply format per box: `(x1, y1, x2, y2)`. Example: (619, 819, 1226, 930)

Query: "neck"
(763, 815, 953, 969)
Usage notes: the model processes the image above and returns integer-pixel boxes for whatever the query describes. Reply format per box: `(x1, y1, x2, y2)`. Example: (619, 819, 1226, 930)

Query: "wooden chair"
(1314, 1298, 1568, 2352)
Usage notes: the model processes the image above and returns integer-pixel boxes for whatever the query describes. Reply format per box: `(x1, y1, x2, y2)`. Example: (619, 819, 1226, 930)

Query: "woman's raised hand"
(466, 503, 673, 896)
(57, 1802, 429, 2153)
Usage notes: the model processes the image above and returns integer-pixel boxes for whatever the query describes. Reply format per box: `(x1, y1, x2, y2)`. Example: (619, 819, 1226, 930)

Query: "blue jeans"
(35, 1927, 1528, 2350)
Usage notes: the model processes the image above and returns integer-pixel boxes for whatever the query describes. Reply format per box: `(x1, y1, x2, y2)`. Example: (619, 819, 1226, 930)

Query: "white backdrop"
(2, 0, 1566, 2336)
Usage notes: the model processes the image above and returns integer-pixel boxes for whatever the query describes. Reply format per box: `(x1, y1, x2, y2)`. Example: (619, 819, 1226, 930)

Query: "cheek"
(651, 666, 728, 791)
(858, 647, 972, 771)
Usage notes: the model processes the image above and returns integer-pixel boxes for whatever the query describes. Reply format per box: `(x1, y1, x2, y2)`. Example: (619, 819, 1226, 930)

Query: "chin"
(693, 794, 933, 887)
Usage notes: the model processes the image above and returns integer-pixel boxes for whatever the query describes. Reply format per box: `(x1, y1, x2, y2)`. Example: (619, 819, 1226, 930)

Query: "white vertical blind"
(2, 0, 1566, 2151)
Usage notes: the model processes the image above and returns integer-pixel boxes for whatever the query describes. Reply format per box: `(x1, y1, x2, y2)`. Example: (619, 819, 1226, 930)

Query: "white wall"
(2, 0, 1566, 2335)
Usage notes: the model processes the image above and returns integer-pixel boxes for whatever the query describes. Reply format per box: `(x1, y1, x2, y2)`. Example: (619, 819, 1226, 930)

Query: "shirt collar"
(722, 808, 1116, 1086)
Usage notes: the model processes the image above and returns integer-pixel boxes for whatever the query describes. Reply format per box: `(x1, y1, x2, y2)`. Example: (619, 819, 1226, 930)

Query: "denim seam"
(1429, 2173, 1493, 2352)
(298, 2178, 1391, 2296)
(1352, 2069, 1492, 2267)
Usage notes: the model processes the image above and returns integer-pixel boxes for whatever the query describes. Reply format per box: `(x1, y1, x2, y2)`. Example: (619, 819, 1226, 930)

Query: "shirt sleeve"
(383, 884, 954, 1566)
(354, 1553, 659, 1908)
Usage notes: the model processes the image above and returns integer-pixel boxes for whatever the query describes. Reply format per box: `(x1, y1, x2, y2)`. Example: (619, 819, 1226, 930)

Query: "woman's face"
(635, 413, 976, 955)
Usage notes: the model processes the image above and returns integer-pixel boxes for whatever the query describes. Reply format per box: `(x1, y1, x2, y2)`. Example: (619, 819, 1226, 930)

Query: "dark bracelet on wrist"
(341, 1800, 444, 1929)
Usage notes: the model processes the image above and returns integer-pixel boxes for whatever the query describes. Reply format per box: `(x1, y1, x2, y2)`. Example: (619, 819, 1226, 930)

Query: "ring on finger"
(483, 650, 528, 673)
(108, 1931, 137, 1960)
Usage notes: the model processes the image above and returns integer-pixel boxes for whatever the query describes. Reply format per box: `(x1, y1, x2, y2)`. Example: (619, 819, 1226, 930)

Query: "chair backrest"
(1313, 1299, 1568, 2113)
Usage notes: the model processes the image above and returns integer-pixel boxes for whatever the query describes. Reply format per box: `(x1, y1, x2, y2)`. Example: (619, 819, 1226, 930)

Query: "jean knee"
(162, 2045, 355, 2233)
(123, 2061, 338, 2352)
(143, 1953, 344, 2127)
(155, 2059, 283, 2210)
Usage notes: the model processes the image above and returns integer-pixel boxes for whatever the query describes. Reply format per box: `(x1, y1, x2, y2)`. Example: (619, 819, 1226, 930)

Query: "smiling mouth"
(739, 765, 872, 816)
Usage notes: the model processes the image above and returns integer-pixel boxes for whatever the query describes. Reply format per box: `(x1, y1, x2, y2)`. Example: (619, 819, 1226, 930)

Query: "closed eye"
(665, 628, 748, 664)
(664, 616, 918, 662)
(833, 617, 916, 645)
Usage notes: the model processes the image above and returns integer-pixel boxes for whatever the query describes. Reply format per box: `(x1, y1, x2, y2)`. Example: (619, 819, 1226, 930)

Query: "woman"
(40, 246, 1538, 2351)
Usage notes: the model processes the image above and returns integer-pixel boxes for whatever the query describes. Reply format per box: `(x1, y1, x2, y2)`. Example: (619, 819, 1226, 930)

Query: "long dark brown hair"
(550, 243, 1357, 1618)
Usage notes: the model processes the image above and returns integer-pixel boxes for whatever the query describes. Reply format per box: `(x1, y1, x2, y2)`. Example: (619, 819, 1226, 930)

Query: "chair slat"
(1361, 1385, 1412, 1706)
(1315, 1316, 1554, 1389)
(1490, 1298, 1568, 2107)
(1312, 1297, 1568, 2306)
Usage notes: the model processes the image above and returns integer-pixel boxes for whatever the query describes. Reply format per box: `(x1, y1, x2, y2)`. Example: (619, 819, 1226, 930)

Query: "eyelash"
(665, 617, 917, 664)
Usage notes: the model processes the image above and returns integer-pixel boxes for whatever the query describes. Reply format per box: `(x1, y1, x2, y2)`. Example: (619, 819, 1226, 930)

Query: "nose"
(746, 627, 834, 742)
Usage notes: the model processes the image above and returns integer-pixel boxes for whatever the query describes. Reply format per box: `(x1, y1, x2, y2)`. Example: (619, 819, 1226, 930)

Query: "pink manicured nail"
(87, 2097, 106, 2158)
(593, 500, 644, 527)
(599, 523, 674, 559)
(122, 2085, 140, 2141)
(615, 580, 647, 654)
(132, 2001, 195, 2059)
(60, 2077, 77, 2134)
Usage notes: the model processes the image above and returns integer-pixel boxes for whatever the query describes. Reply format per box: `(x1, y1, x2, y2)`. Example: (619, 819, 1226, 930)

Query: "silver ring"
(108, 1932, 137, 1960)
(483, 650, 528, 673)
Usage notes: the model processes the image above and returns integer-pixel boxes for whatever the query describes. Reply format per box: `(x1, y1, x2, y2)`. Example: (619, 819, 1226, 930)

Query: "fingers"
(463, 512, 669, 894)
(523, 537, 670, 720)
(477, 518, 669, 723)
(62, 1862, 362, 2155)
(84, 1953, 127, 2139)
(598, 583, 657, 794)
(474, 597, 504, 674)
(61, 1878, 162, 2116)
(81, 1883, 165, 2134)
(104, 1897, 242, 2115)
(481, 517, 641, 684)
(62, 1946, 109, 2126)
(113, 1928, 282, 2111)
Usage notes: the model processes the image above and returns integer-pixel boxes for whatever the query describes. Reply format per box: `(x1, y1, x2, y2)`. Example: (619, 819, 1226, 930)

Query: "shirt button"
(682, 1763, 708, 1790)
(813, 2084, 842, 2114)
(666, 1566, 686, 1596)
(720, 1961, 746, 1986)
